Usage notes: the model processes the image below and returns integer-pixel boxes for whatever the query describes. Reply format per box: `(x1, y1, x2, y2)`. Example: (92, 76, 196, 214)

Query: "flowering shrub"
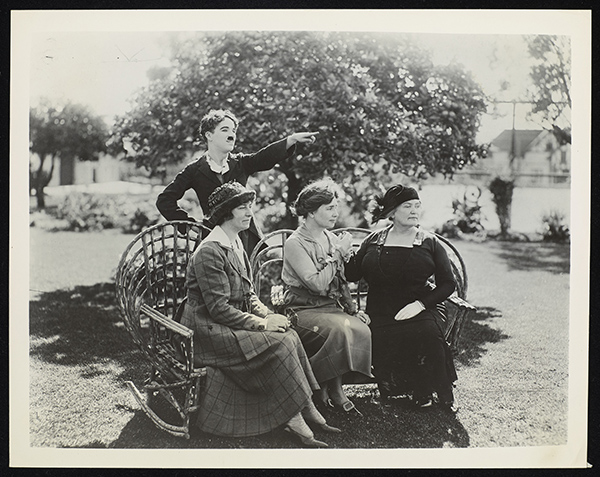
(119, 200, 161, 234)
(541, 210, 570, 243)
(50, 193, 157, 233)
(437, 186, 486, 241)
(55, 193, 122, 231)
(47, 193, 206, 233)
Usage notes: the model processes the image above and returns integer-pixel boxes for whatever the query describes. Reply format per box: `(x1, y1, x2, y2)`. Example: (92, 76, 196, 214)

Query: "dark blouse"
(345, 227, 456, 328)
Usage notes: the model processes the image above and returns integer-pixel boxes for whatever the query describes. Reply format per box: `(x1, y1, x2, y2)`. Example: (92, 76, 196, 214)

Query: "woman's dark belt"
(287, 285, 328, 298)
(285, 285, 335, 308)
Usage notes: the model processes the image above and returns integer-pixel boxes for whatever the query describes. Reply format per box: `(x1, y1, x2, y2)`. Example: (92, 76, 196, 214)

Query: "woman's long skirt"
(293, 304, 373, 384)
(196, 330, 319, 437)
(370, 309, 457, 400)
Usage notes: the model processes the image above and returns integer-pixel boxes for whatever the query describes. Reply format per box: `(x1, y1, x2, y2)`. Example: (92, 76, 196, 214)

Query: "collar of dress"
(376, 224, 425, 246)
(202, 225, 243, 251)
(296, 223, 335, 247)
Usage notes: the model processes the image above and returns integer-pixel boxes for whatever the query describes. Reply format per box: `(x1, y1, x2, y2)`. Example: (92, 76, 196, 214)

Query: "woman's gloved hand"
(394, 300, 425, 321)
(356, 310, 371, 325)
(265, 313, 291, 332)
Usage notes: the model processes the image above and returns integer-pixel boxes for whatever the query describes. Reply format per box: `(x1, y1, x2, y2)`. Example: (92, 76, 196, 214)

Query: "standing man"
(156, 109, 318, 254)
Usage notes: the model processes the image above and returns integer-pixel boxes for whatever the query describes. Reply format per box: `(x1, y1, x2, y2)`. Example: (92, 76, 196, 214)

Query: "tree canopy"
(111, 31, 488, 225)
(525, 35, 571, 145)
(30, 99, 108, 208)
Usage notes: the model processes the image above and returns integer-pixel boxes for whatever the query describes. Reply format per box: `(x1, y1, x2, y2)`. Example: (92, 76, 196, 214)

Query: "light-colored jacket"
(281, 224, 345, 296)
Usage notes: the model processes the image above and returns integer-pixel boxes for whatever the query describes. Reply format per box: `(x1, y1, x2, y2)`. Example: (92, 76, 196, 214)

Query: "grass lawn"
(27, 226, 572, 450)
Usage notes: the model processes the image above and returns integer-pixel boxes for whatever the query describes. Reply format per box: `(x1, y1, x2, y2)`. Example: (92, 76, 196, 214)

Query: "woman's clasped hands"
(334, 231, 354, 261)
(265, 313, 291, 332)
(394, 300, 425, 321)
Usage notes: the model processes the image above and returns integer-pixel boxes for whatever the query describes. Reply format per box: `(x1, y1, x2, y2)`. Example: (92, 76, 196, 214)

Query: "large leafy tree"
(484, 35, 571, 240)
(526, 35, 571, 144)
(111, 31, 488, 227)
(30, 100, 109, 209)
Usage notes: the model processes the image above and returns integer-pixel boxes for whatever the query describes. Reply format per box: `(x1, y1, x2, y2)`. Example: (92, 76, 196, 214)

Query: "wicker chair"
(115, 220, 210, 439)
(116, 222, 475, 438)
(249, 227, 475, 352)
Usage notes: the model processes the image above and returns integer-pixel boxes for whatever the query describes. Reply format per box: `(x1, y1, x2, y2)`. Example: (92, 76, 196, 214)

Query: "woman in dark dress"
(345, 184, 458, 412)
(180, 181, 340, 447)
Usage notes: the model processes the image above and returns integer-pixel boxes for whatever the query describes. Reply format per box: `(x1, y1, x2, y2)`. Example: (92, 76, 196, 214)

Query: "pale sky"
(29, 31, 171, 124)
(28, 30, 540, 143)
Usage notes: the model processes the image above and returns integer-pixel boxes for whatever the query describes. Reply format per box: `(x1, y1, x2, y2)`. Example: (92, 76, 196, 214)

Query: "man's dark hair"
(199, 109, 239, 142)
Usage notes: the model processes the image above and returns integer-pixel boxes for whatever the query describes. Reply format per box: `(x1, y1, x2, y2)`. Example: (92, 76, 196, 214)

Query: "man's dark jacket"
(156, 138, 295, 254)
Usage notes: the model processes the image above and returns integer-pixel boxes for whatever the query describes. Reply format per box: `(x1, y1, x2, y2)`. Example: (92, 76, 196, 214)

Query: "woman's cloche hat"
(369, 184, 420, 224)
(207, 181, 256, 224)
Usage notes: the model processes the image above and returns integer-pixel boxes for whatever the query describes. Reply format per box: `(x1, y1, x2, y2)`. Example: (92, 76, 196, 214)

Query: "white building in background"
(417, 129, 572, 234)
(31, 152, 190, 190)
(467, 129, 571, 187)
(30, 152, 131, 188)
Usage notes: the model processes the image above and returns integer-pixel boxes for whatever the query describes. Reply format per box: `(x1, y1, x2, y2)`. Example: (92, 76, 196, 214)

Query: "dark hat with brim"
(207, 181, 256, 224)
(370, 185, 420, 224)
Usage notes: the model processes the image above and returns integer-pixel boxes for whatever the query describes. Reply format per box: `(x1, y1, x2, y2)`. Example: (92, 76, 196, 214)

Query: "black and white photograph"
(10, 9, 591, 469)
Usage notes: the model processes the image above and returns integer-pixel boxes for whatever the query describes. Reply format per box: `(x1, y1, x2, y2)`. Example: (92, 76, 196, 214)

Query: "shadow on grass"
(31, 282, 479, 448)
(108, 393, 470, 449)
(29, 282, 146, 385)
(490, 241, 570, 275)
(454, 306, 509, 367)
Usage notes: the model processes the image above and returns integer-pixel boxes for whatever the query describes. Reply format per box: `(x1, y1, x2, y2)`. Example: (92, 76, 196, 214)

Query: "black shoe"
(437, 385, 455, 405)
(331, 399, 363, 416)
(312, 396, 335, 413)
(440, 400, 459, 414)
(413, 395, 434, 408)
(378, 387, 390, 402)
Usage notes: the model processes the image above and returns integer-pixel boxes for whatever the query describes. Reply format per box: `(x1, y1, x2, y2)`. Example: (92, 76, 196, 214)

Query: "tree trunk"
(489, 176, 514, 238)
(35, 183, 46, 209)
(33, 154, 56, 210)
(33, 155, 47, 209)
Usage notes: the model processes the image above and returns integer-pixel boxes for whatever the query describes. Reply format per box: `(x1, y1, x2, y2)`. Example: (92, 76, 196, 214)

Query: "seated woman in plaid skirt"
(180, 181, 340, 447)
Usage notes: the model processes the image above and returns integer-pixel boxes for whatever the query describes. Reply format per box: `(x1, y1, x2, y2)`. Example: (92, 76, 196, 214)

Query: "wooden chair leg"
(126, 381, 191, 439)
(448, 307, 475, 353)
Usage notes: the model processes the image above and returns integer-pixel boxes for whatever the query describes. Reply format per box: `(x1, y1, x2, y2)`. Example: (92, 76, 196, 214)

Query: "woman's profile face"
(227, 201, 254, 232)
(312, 198, 339, 229)
(390, 199, 421, 226)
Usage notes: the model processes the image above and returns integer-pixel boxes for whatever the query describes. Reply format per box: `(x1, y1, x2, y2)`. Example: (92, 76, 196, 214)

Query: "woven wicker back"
(434, 233, 469, 299)
(249, 227, 469, 308)
(115, 221, 210, 354)
(249, 229, 294, 304)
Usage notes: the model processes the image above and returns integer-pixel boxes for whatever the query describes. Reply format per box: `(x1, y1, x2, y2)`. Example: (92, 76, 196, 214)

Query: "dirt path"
(454, 240, 570, 447)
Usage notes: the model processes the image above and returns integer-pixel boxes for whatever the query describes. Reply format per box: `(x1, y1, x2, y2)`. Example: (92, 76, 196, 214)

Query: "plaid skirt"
(196, 329, 319, 437)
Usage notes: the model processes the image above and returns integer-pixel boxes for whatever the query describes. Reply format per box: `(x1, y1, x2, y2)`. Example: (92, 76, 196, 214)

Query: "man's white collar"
(206, 154, 230, 175)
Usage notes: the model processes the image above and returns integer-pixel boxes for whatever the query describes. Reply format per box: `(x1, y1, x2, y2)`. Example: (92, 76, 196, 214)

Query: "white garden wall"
(417, 184, 571, 235)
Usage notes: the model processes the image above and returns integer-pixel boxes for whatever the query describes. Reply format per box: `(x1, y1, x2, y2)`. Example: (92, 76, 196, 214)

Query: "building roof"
(491, 130, 544, 157)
